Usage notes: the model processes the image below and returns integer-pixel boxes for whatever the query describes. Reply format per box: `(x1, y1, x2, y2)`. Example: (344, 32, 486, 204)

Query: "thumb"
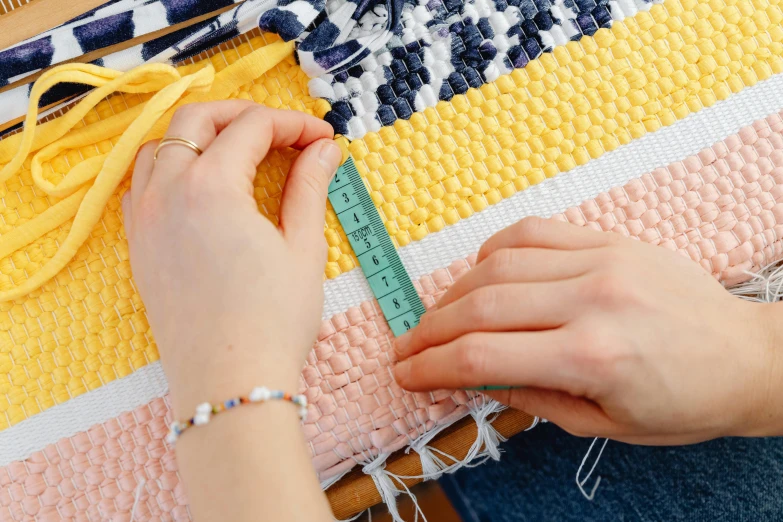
(279, 139, 342, 255)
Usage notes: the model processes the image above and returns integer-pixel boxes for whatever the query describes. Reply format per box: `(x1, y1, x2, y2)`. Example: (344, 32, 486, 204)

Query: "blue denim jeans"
(440, 421, 783, 521)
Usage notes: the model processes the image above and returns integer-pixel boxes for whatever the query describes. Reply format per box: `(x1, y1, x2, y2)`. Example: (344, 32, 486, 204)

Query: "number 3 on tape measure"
(327, 157, 425, 337)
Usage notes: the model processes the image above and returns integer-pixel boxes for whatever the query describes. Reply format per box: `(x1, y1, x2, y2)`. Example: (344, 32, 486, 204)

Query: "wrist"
(736, 301, 783, 437)
(160, 342, 304, 418)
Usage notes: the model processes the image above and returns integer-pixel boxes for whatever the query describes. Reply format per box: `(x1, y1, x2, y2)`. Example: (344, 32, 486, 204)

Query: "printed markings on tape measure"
(328, 157, 425, 337)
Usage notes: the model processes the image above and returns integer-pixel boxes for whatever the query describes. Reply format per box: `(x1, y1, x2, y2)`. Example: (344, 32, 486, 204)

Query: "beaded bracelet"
(166, 387, 307, 444)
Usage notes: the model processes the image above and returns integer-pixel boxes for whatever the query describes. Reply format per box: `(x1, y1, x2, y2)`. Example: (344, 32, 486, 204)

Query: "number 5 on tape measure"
(328, 157, 425, 337)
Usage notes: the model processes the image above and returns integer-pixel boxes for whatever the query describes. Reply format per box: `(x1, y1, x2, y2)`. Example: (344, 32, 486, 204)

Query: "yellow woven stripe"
(0, 34, 317, 429)
(312, 0, 783, 278)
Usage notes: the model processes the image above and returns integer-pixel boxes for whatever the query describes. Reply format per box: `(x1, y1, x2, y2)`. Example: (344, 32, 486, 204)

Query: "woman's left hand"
(393, 217, 783, 445)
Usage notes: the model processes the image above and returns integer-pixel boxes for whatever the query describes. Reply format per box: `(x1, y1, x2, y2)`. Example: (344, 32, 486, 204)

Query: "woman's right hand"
(393, 217, 783, 445)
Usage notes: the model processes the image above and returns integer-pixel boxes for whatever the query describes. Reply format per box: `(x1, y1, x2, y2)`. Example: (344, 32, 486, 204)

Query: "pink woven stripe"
(555, 112, 783, 285)
(2, 112, 783, 521)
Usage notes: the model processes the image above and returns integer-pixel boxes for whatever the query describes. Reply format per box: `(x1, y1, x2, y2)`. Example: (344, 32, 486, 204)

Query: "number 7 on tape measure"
(327, 157, 425, 337)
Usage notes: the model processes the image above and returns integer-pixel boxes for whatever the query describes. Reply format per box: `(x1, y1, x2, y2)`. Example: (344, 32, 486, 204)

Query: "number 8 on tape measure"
(328, 157, 425, 337)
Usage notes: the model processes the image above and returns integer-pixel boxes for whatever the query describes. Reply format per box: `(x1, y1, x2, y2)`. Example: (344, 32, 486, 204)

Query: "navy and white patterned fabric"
(312, 0, 664, 138)
(0, 0, 661, 139)
(0, 0, 404, 128)
(0, 0, 244, 87)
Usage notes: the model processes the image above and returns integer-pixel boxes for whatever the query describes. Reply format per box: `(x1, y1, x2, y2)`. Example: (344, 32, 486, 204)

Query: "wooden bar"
(326, 409, 535, 520)
(0, 0, 111, 49)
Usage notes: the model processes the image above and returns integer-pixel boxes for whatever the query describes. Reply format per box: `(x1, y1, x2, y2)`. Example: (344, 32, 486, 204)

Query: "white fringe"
(729, 261, 783, 303)
(575, 438, 609, 501)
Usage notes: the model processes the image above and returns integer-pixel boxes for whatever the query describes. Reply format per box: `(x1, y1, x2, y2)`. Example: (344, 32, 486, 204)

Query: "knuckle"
(413, 309, 435, 345)
(582, 269, 632, 307)
(240, 104, 268, 120)
(171, 103, 207, 125)
(455, 334, 487, 376)
(465, 288, 496, 327)
(485, 249, 515, 279)
(515, 216, 546, 240)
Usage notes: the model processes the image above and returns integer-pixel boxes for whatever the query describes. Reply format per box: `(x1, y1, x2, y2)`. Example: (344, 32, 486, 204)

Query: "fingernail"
(319, 141, 342, 175)
(394, 331, 413, 358)
(393, 360, 410, 384)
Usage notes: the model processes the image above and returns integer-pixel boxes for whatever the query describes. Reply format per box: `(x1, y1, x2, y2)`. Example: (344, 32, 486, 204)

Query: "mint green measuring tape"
(328, 157, 426, 337)
(328, 158, 514, 391)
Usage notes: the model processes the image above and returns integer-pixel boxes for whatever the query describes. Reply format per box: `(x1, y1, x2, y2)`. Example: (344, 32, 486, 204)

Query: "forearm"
(163, 337, 331, 522)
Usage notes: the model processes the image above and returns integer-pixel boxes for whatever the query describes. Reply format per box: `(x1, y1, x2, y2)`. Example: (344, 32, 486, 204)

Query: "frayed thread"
(576, 438, 609, 501)
(465, 398, 507, 463)
(362, 456, 427, 522)
(729, 261, 783, 303)
(130, 478, 147, 521)
(321, 470, 351, 491)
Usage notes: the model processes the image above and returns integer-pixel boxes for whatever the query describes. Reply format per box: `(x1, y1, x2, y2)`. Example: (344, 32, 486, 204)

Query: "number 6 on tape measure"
(328, 157, 425, 337)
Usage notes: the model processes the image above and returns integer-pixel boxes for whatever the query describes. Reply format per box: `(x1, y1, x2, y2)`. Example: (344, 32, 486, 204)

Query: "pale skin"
(125, 101, 783, 521)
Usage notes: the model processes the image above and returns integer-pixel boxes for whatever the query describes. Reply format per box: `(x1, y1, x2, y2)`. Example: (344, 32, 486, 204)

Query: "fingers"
(198, 106, 334, 190)
(121, 191, 132, 239)
(152, 100, 256, 177)
(486, 387, 616, 439)
(436, 247, 596, 309)
(131, 140, 158, 214)
(396, 280, 585, 360)
(478, 217, 621, 263)
(393, 331, 584, 393)
(278, 139, 342, 256)
(154, 100, 256, 173)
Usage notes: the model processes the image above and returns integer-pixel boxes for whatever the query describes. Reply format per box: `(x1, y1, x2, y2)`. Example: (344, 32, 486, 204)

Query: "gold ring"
(153, 137, 203, 160)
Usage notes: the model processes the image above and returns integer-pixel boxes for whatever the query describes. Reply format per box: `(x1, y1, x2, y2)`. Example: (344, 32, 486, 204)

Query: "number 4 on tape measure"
(327, 157, 425, 337)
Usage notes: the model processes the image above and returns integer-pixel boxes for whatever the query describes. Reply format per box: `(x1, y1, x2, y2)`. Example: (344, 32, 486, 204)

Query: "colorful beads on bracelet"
(166, 387, 308, 444)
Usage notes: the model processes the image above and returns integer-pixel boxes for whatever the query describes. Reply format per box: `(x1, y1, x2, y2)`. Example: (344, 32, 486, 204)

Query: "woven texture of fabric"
(2, 107, 782, 519)
(555, 110, 783, 284)
(0, 0, 780, 434)
(0, 0, 783, 517)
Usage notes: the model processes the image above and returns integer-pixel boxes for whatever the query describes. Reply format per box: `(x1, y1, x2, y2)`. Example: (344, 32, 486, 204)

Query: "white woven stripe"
(2, 70, 783, 466)
(0, 362, 168, 466)
(323, 70, 783, 318)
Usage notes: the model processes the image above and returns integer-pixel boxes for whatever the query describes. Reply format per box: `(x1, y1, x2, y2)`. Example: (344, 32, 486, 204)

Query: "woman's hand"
(123, 100, 341, 414)
(394, 217, 783, 445)
(123, 100, 340, 522)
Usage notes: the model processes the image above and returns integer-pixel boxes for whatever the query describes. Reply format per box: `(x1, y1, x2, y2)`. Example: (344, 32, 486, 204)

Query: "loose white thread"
(730, 261, 783, 303)
(465, 398, 507, 463)
(130, 478, 147, 521)
(363, 456, 405, 522)
(321, 470, 351, 491)
(576, 438, 609, 500)
(362, 454, 429, 522)
(408, 423, 453, 478)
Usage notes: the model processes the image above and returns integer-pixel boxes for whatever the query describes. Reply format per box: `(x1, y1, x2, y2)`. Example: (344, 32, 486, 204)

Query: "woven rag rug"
(1, 0, 783, 519)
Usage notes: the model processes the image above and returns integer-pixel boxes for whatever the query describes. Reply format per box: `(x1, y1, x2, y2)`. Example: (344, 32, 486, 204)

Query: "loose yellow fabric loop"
(0, 39, 296, 302)
(0, 64, 185, 177)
